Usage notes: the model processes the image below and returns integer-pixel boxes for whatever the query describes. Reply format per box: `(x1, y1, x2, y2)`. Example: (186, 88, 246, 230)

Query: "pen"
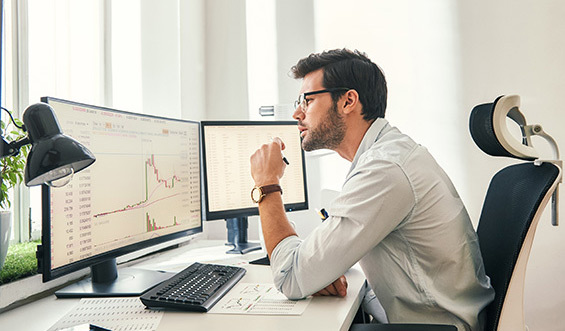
(270, 137, 289, 165)
(281, 150, 290, 165)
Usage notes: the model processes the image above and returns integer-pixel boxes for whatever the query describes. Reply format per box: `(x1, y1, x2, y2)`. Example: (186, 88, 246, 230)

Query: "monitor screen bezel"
(200, 120, 309, 221)
(38, 96, 203, 282)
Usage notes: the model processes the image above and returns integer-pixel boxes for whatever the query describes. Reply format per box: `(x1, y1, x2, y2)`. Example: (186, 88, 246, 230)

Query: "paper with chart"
(48, 297, 163, 331)
(209, 283, 311, 315)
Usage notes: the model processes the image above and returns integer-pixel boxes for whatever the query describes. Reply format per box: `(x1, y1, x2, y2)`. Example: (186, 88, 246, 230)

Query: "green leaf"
(0, 118, 28, 208)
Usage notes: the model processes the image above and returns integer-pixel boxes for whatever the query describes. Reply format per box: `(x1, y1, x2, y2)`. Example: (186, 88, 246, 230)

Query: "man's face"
(293, 69, 346, 152)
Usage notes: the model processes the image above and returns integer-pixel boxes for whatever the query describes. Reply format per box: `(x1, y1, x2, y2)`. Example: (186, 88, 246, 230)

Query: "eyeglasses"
(294, 88, 351, 111)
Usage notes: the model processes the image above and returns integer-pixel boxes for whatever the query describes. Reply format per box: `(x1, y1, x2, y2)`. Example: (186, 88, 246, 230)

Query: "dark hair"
(291, 48, 387, 120)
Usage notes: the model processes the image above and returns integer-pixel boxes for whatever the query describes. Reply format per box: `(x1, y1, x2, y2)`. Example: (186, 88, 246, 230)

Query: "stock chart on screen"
(45, 99, 201, 270)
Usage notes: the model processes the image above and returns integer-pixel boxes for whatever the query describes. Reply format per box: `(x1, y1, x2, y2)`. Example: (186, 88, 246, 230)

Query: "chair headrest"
(469, 95, 538, 161)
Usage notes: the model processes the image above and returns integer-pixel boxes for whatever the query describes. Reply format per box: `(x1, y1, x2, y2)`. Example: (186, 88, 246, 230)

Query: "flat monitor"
(37, 97, 202, 298)
(201, 121, 308, 254)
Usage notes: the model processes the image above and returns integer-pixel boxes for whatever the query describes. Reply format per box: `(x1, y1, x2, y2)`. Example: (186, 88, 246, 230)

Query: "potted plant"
(0, 117, 29, 271)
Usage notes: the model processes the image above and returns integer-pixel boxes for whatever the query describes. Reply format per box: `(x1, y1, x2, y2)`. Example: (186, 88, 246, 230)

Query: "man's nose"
(293, 107, 304, 121)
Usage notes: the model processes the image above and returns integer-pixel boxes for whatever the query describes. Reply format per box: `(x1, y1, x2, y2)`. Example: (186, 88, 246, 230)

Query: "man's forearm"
(257, 192, 298, 256)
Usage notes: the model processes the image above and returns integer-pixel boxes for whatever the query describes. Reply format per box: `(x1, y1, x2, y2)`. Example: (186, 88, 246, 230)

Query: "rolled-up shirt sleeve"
(270, 235, 304, 299)
(269, 158, 416, 299)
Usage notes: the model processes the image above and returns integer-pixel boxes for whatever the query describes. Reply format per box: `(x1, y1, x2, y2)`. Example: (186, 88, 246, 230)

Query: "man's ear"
(342, 89, 360, 115)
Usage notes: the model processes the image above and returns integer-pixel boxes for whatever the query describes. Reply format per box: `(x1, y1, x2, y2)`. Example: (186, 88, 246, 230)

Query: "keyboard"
(140, 262, 246, 312)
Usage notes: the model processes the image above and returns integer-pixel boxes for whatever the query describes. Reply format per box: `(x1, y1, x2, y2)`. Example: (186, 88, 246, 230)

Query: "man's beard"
(301, 102, 346, 151)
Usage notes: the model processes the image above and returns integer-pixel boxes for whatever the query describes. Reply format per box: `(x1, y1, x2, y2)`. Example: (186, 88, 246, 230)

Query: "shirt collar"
(350, 118, 390, 168)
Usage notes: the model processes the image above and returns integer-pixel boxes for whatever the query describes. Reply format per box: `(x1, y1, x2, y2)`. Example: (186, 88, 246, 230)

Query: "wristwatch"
(251, 184, 283, 203)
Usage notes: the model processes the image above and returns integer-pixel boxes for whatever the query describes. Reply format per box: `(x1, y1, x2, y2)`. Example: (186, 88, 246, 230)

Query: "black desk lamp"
(1, 102, 95, 186)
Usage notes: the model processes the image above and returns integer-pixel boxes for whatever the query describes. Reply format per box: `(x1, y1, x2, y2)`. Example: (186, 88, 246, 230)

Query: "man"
(249, 49, 494, 330)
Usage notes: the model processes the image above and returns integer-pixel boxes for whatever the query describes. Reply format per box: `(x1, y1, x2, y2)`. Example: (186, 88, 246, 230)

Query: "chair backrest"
(476, 163, 559, 331)
(469, 95, 562, 331)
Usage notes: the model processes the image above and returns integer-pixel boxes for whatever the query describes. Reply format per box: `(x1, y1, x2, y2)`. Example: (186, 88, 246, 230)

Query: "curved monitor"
(37, 97, 202, 297)
(201, 121, 308, 253)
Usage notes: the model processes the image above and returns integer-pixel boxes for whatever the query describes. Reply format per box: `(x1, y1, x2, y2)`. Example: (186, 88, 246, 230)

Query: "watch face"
(251, 187, 263, 203)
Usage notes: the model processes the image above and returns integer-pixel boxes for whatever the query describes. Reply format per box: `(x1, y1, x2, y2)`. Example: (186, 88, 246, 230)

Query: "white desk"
(0, 240, 366, 331)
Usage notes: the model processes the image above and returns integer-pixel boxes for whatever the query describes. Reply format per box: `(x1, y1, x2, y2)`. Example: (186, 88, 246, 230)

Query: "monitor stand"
(225, 217, 261, 254)
(55, 258, 173, 298)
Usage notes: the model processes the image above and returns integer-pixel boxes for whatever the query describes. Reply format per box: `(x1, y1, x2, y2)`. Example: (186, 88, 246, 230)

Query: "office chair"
(350, 95, 562, 331)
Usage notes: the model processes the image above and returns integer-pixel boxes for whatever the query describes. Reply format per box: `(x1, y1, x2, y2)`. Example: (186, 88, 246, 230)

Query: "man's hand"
(313, 275, 348, 297)
(250, 137, 287, 186)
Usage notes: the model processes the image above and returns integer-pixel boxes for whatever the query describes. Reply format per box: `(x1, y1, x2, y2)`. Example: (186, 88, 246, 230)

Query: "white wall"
(179, 0, 206, 121)
(245, 0, 278, 119)
(109, 0, 207, 121)
(139, 1, 182, 118)
(204, 0, 249, 120)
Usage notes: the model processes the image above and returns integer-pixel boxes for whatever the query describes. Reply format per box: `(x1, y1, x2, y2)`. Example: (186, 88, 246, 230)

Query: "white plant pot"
(0, 211, 12, 270)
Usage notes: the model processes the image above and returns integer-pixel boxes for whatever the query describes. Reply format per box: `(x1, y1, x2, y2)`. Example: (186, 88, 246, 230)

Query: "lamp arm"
(1, 136, 30, 158)
(1, 106, 25, 131)
(1, 106, 30, 157)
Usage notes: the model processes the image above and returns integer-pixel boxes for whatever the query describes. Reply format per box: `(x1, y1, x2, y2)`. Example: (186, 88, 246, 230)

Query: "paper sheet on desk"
(209, 283, 311, 315)
(48, 297, 163, 331)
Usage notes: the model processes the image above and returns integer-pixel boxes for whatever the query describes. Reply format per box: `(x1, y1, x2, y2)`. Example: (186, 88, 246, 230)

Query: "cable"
(1, 106, 25, 130)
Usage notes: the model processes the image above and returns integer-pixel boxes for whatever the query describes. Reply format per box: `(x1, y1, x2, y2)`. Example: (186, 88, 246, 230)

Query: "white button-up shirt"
(270, 118, 494, 331)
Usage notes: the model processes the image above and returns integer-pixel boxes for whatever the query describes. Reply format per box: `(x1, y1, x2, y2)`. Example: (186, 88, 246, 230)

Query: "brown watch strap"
(260, 184, 283, 196)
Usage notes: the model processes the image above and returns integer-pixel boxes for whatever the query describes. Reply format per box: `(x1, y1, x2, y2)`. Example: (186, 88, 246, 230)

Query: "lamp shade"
(22, 103, 95, 187)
